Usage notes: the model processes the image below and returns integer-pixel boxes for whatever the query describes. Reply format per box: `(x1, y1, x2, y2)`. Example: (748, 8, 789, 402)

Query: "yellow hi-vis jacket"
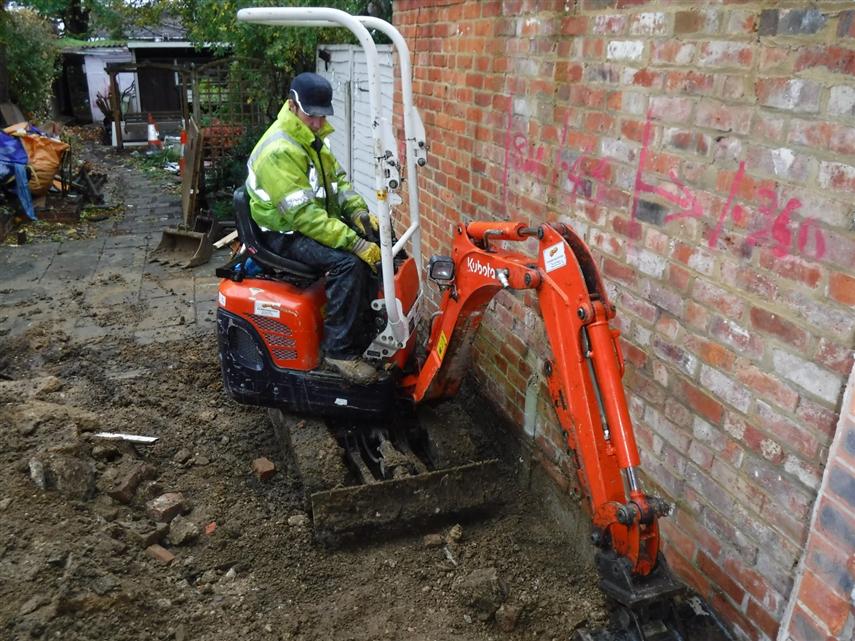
(245, 103, 368, 251)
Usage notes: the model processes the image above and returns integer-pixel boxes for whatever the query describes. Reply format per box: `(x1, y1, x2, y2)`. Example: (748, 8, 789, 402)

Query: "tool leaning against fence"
(149, 117, 217, 269)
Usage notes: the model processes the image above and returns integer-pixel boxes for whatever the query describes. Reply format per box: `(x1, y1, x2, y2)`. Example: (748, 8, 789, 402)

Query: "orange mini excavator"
(216, 8, 734, 641)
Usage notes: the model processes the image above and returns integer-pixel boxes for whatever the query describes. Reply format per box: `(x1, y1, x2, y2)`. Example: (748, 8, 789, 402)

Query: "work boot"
(324, 356, 379, 385)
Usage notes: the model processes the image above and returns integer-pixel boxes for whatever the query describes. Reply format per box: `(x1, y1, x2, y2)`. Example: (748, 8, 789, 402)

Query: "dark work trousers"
(260, 231, 374, 359)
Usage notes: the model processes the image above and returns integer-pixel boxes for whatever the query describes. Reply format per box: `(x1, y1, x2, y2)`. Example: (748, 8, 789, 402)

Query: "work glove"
(351, 210, 379, 242)
(351, 238, 381, 273)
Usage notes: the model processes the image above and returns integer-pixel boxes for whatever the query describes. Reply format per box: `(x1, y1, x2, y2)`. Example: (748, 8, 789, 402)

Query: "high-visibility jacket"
(245, 103, 368, 251)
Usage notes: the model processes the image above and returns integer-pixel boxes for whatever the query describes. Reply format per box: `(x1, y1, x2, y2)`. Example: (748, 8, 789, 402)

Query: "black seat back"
(233, 186, 317, 281)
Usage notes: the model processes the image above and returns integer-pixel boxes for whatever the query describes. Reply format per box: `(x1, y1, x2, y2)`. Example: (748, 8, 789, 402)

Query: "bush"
(1, 9, 60, 119)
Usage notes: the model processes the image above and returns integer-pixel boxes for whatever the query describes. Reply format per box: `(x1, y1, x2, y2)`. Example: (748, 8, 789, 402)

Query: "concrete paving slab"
(140, 275, 194, 300)
(104, 234, 150, 250)
(135, 295, 194, 331)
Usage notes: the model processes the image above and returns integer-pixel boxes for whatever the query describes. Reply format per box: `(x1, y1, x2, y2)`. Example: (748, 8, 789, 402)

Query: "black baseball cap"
(289, 72, 334, 117)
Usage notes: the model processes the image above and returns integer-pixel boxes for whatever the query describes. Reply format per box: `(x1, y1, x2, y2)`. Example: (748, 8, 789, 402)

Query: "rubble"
(145, 544, 175, 565)
(454, 567, 508, 621)
(146, 492, 190, 522)
(251, 457, 276, 481)
(98, 460, 157, 504)
(167, 515, 200, 546)
(29, 448, 97, 500)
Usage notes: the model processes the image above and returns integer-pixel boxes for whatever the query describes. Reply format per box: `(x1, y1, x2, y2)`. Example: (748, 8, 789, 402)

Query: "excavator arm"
(405, 221, 667, 575)
(404, 221, 734, 641)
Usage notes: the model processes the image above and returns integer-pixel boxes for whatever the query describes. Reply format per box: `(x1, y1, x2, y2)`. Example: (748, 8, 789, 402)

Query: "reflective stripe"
(248, 130, 301, 166)
(277, 188, 315, 213)
(245, 169, 271, 202)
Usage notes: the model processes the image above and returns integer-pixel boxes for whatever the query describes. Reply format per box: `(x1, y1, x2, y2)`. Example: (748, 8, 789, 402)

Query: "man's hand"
(351, 238, 381, 272)
(352, 211, 379, 240)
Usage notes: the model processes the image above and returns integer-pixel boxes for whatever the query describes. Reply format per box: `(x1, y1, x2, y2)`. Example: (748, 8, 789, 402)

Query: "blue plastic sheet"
(0, 130, 36, 220)
(0, 130, 27, 165)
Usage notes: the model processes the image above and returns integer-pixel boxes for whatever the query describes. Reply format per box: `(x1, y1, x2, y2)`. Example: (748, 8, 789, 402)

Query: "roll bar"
(236, 7, 424, 354)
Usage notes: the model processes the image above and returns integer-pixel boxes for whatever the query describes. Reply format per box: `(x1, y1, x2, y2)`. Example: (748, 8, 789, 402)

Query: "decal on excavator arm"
(543, 241, 567, 272)
(436, 330, 448, 361)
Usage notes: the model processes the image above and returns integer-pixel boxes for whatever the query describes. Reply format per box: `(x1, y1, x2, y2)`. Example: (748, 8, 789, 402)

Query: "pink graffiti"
(633, 116, 703, 223)
(502, 107, 826, 261)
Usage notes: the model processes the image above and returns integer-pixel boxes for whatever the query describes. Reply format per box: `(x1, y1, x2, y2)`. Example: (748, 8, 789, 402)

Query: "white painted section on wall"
(317, 44, 394, 214)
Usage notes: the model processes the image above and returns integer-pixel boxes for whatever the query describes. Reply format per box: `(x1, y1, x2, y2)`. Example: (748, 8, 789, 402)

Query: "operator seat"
(227, 186, 318, 283)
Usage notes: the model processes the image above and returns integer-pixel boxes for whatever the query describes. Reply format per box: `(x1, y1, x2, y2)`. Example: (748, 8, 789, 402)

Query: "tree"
(175, 0, 391, 113)
(0, 7, 60, 117)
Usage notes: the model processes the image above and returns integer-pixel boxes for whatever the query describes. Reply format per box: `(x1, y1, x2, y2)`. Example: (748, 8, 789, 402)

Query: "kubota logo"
(466, 257, 495, 279)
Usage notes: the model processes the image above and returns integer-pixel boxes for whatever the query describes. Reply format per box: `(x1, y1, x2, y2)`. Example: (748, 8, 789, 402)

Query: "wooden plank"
(180, 117, 204, 228)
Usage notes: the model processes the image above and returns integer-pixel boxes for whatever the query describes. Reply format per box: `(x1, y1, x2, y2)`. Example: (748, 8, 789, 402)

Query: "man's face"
(291, 101, 326, 134)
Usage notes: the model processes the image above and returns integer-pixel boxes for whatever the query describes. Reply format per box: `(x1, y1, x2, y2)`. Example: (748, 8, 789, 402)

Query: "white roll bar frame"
(237, 7, 423, 355)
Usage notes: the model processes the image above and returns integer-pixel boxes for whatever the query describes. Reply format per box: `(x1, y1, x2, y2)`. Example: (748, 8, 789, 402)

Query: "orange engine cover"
(218, 278, 325, 371)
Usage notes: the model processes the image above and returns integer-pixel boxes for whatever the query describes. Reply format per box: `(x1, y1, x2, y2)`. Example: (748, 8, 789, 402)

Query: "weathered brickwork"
(393, 2, 854, 640)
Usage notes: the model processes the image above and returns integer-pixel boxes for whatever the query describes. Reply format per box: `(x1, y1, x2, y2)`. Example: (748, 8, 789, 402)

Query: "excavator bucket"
(269, 405, 504, 545)
(149, 227, 213, 269)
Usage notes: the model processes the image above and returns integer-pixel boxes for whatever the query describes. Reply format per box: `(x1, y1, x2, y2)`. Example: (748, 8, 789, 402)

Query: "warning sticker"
(218, 292, 226, 307)
(253, 300, 281, 318)
(543, 241, 567, 272)
(436, 330, 448, 361)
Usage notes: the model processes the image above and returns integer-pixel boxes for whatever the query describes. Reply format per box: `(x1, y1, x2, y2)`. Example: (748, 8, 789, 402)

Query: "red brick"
(251, 457, 276, 481)
(749, 306, 809, 350)
(708, 592, 756, 641)
(723, 557, 772, 609)
(746, 597, 780, 640)
(675, 378, 724, 424)
(667, 548, 712, 598)
(799, 569, 852, 636)
(787, 120, 832, 149)
(756, 401, 821, 460)
(759, 251, 823, 288)
(816, 338, 854, 376)
(787, 604, 833, 641)
(756, 77, 822, 112)
(795, 45, 855, 75)
(733, 362, 799, 412)
(687, 336, 736, 369)
(146, 492, 189, 523)
(697, 550, 746, 605)
(692, 279, 744, 318)
(829, 271, 855, 305)
(145, 544, 175, 565)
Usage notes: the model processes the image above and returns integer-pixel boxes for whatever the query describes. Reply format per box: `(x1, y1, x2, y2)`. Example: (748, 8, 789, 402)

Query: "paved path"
(0, 161, 228, 345)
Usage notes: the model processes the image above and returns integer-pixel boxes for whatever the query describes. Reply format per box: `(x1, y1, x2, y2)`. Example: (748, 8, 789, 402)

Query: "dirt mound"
(0, 331, 608, 641)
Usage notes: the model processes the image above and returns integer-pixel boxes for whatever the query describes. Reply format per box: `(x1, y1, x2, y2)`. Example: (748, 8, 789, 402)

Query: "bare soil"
(0, 131, 609, 641)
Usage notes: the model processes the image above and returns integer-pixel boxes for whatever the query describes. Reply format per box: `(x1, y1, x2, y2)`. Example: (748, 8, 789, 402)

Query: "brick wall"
(779, 365, 855, 641)
(393, 2, 855, 640)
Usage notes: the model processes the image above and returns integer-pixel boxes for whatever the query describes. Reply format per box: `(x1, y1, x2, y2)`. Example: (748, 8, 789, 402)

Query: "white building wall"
(317, 44, 394, 214)
(81, 49, 136, 122)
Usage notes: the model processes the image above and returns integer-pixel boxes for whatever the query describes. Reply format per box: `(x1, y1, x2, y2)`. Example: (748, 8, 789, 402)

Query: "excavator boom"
(404, 221, 662, 575)
(403, 221, 733, 641)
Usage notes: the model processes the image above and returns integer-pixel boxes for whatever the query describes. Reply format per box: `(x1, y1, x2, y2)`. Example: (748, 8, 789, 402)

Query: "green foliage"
(1, 9, 60, 118)
(176, 0, 386, 114)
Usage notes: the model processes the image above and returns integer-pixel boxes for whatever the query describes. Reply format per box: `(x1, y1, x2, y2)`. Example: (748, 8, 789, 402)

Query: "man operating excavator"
(245, 72, 382, 385)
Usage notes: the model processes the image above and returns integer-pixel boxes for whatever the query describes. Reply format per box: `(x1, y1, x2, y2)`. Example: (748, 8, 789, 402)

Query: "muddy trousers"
(261, 231, 374, 359)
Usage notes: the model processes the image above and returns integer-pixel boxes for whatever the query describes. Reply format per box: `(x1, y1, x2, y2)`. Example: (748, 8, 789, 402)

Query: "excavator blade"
(269, 406, 504, 546)
(310, 458, 502, 546)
